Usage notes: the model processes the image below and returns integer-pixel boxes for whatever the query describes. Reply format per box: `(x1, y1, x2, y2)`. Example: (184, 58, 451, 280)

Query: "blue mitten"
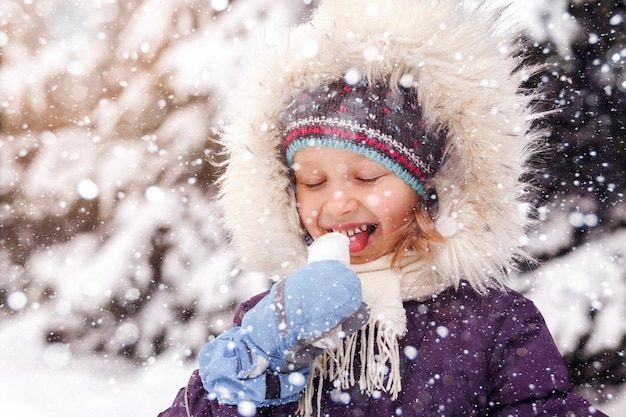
(198, 259, 369, 407)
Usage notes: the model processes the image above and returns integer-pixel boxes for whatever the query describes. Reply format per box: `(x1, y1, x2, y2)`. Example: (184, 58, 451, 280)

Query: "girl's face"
(293, 147, 419, 264)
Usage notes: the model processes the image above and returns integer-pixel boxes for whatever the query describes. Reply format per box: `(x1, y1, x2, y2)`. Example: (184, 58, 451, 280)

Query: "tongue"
(348, 231, 370, 253)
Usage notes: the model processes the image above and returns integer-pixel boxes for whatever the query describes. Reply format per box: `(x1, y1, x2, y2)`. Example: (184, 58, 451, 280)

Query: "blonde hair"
(384, 198, 445, 267)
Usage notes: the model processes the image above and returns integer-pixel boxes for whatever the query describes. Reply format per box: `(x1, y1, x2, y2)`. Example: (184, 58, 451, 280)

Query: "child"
(159, 1, 608, 416)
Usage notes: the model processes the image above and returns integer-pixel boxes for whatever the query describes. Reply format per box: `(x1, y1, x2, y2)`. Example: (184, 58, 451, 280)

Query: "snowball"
(307, 232, 350, 265)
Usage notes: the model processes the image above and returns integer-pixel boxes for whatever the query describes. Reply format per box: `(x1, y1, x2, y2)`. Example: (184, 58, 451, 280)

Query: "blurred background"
(1, 0, 624, 415)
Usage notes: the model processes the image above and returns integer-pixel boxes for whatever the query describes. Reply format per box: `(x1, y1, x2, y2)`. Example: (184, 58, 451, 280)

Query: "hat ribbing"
(281, 81, 446, 197)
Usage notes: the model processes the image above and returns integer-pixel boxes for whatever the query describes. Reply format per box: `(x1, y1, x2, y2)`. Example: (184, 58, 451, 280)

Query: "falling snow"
(0, 0, 625, 416)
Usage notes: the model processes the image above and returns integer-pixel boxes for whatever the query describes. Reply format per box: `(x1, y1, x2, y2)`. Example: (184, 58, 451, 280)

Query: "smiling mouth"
(331, 224, 377, 237)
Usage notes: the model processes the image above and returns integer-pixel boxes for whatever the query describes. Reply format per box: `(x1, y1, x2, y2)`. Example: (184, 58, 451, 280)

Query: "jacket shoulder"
(402, 282, 609, 416)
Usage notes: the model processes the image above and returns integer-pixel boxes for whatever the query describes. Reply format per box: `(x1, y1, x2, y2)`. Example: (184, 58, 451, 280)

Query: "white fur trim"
(217, 0, 543, 292)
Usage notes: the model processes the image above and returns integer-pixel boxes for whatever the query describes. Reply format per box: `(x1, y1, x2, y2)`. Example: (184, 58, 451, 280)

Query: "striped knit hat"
(281, 80, 446, 197)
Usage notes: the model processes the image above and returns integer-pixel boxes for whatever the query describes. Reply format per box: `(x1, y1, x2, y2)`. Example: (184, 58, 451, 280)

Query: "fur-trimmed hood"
(216, 0, 543, 292)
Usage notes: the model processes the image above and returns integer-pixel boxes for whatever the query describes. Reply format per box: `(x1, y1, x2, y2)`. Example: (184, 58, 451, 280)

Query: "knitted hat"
(281, 81, 446, 197)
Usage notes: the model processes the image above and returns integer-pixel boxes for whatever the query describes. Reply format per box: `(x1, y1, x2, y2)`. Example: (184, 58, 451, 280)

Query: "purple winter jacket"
(158, 283, 608, 416)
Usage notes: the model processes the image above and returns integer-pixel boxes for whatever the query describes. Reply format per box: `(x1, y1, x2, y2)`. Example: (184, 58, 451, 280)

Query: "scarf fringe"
(297, 320, 402, 417)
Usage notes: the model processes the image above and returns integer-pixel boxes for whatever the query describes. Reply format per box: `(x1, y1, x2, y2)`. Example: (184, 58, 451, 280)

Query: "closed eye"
(300, 180, 326, 190)
(356, 175, 383, 184)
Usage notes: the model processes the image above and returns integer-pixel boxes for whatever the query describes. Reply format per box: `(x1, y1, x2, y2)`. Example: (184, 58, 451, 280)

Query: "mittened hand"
(241, 259, 369, 372)
(199, 260, 369, 407)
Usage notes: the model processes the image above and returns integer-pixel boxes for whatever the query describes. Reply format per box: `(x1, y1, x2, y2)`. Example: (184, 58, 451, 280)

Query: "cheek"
(366, 189, 394, 208)
(376, 189, 416, 222)
(366, 193, 381, 206)
(301, 210, 319, 225)
(297, 197, 319, 225)
(365, 190, 397, 213)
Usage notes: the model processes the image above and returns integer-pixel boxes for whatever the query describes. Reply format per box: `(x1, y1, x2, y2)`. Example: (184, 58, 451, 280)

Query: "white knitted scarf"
(298, 252, 446, 416)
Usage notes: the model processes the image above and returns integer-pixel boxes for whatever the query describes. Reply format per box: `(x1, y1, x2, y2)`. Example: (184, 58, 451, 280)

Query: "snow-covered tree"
(511, 0, 626, 405)
(1, 0, 312, 362)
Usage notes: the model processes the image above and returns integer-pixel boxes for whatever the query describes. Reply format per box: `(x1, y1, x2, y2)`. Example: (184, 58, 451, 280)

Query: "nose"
(323, 186, 359, 217)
